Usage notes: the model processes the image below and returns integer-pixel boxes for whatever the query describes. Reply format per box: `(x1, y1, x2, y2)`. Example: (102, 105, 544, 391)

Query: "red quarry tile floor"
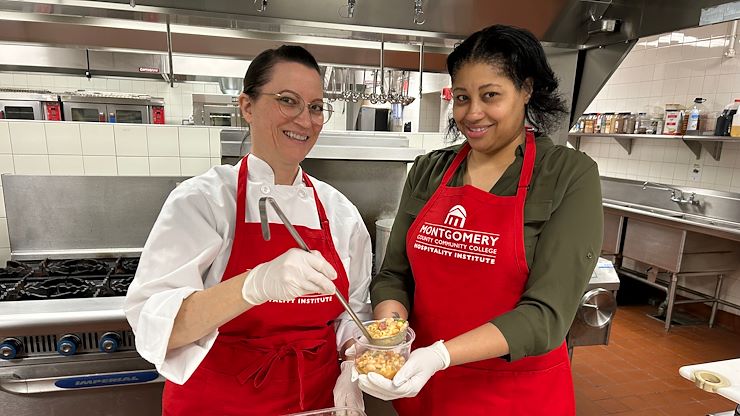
(573, 305, 740, 415)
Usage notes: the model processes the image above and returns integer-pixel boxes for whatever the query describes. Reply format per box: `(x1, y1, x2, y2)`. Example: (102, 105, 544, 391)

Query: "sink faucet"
(641, 181, 699, 205)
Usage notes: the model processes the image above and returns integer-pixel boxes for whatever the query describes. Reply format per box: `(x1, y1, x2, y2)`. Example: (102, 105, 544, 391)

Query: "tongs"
(258, 196, 374, 342)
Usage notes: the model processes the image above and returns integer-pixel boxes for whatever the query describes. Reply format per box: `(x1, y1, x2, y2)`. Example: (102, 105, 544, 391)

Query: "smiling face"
(240, 61, 324, 172)
(451, 61, 531, 156)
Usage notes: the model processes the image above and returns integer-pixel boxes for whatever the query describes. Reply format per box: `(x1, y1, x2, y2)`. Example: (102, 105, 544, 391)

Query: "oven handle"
(0, 369, 164, 394)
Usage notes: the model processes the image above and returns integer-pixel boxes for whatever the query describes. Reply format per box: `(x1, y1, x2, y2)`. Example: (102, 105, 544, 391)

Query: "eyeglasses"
(258, 91, 334, 125)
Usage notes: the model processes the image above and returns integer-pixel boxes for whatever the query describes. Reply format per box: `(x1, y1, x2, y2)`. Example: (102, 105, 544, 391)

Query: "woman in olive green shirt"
(357, 25, 603, 415)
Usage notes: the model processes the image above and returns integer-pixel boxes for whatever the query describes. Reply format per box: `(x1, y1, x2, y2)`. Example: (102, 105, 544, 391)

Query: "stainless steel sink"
(647, 208, 684, 218)
(682, 214, 740, 230)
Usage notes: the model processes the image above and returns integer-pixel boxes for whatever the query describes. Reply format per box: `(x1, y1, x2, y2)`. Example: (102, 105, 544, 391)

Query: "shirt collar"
(246, 154, 304, 186)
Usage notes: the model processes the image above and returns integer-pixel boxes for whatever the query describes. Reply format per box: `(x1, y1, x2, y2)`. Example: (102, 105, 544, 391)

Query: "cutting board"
(679, 358, 740, 404)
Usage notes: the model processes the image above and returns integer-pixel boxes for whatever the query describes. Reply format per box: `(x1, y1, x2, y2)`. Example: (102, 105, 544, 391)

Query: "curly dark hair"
(446, 24, 568, 136)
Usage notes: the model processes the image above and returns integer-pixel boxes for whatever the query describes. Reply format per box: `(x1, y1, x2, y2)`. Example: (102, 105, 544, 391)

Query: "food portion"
(355, 350, 407, 379)
(365, 318, 408, 339)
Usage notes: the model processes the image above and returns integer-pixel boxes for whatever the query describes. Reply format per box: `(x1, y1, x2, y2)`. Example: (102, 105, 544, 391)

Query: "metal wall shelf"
(567, 133, 738, 161)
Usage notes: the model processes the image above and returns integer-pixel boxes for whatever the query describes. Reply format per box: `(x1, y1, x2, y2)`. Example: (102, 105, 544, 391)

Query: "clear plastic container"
(354, 326, 415, 380)
(286, 407, 367, 416)
(685, 97, 707, 135)
(636, 112, 649, 134)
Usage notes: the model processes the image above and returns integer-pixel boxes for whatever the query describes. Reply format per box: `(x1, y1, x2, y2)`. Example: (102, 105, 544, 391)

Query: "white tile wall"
(0, 154, 13, 174)
(9, 121, 46, 154)
(114, 125, 148, 156)
(45, 123, 82, 155)
(83, 155, 118, 175)
(13, 155, 50, 174)
(0, 122, 11, 153)
(180, 157, 211, 176)
(80, 124, 116, 155)
(117, 157, 150, 176)
(178, 127, 210, 157)
(49, 155, 84, 175)
(148, 126, 180, 157)
(149, 157, 181, 176)
(582, 21, 740, 195)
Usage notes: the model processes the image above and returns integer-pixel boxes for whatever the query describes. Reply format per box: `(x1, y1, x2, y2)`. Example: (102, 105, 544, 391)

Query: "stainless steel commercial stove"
(0, 174, 184, 416)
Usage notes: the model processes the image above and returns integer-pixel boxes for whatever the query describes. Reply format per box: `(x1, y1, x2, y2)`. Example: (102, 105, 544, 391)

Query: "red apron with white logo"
(395, 131, 575, 416)
(162, 157, 348, 416)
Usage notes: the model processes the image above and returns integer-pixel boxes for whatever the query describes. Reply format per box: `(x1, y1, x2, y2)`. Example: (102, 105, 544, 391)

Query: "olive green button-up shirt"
(370, 136, 603, 361)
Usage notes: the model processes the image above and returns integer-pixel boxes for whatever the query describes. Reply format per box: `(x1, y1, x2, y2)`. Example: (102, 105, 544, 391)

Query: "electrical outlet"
(689, 163, 702, 182)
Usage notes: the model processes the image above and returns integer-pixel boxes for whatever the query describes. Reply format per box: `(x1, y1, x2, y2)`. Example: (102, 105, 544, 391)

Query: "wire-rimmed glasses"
(258, 91, 333, 125)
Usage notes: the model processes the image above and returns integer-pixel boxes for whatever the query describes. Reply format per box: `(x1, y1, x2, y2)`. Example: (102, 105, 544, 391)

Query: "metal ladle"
(258, 196, 374, 342)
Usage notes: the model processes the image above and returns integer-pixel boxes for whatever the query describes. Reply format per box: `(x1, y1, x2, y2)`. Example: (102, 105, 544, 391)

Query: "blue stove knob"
(57, 335, 81, 356)
(0, 338, 22, 360)
(98, 332, 121, 353)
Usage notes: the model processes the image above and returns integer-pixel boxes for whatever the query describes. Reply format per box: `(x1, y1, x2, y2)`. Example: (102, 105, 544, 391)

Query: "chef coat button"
(260, 185, 270, 194)
(298, 190, 307, 199)
(586, 252, 594, 259)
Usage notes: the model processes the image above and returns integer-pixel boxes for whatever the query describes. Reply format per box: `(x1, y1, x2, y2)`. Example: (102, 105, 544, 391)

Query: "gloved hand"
(333, 360, 364, 410)
(356, 340, 450, 400)
(241, 248, 337, 305)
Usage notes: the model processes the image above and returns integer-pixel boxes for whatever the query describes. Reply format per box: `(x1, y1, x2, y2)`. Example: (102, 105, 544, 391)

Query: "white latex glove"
(241, 248, 337, 305)
(333, 360, 364, 410)
(356, 340, 450, 400)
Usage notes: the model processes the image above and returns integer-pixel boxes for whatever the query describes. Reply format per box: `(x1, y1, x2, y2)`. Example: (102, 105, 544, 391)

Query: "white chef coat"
(124, 154, 372, 384)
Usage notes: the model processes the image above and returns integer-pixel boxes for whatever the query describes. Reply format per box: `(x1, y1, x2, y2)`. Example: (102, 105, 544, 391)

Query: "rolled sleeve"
(492, 162, 603, 361)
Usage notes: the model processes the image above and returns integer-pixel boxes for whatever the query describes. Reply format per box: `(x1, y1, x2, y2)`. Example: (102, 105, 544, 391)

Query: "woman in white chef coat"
(124, 45, 370, 416)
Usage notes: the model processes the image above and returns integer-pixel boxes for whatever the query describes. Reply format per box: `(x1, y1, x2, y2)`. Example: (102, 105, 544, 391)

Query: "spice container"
(625, 113, 637, 134)
(603, 112, 615, 134)
(584, 114, 595, 133)
(636, 113, 649, 134)
(663, 104, 685, 135)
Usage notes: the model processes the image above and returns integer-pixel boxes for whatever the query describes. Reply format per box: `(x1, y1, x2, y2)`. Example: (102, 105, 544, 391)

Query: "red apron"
(162, 157, 349, 416)
(396, 130, 575, 416)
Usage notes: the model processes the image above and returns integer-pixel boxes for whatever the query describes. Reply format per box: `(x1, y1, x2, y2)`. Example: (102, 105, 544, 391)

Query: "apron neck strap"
(516, 129, 537, 194)
(441, 128, 537, 191)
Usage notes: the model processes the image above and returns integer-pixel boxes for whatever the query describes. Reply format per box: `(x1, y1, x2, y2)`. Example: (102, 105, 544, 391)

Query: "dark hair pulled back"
(243, 45, 320, 97)
(446, 24, 568, 135)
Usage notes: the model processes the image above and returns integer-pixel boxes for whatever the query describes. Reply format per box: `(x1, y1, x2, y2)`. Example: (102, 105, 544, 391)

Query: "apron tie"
(236, 338, 327, 410)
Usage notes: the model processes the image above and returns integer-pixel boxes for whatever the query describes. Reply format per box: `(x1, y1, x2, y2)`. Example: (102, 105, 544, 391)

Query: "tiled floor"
(573, 305, 740, 416)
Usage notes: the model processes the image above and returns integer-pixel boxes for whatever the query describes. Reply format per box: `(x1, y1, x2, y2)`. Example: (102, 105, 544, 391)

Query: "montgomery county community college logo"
(444, 204, 467, 228)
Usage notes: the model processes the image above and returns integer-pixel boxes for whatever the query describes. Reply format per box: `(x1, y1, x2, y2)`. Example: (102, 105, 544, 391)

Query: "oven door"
(106, 104, 150, 124)
(0, 353, 163, 416)
(204, 104, 241, 127)
(63, 103, 107, 122)
(0, 100, 42, 120)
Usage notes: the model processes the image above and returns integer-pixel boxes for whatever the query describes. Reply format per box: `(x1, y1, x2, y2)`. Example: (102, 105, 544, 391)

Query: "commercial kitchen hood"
(0, 0, 734, 126)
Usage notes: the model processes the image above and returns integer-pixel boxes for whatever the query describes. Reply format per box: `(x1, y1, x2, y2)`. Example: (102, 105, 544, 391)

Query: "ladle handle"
(258, 197, 373, 341)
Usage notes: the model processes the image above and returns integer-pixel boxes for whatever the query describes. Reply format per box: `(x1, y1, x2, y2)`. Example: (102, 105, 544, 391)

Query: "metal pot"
(374, 218, 394, 274)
